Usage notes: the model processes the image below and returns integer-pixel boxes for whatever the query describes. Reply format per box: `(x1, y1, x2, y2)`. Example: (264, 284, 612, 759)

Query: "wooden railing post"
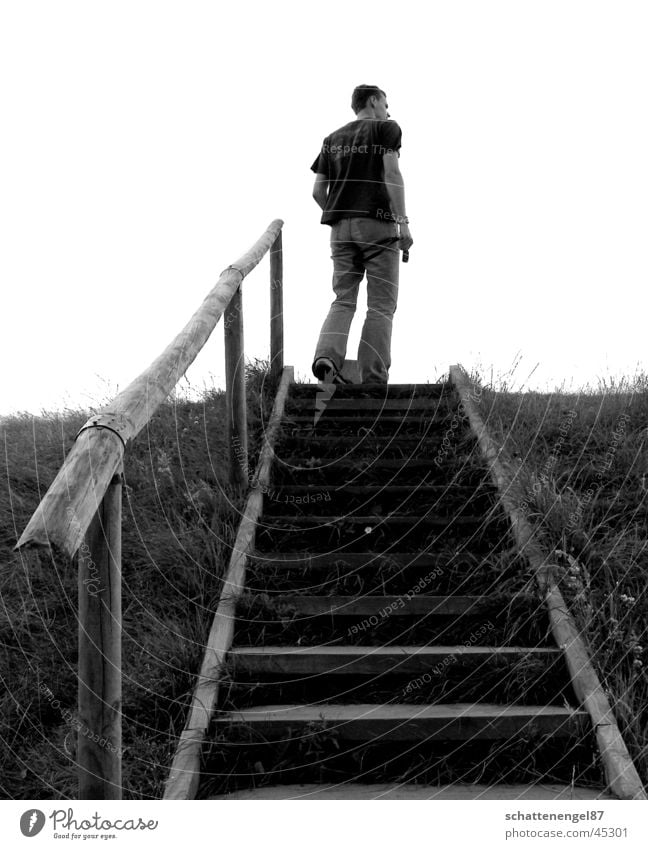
(16, 219, 282, 557)
(270, 231, 284, 382)
(224, 285, 248, 488)
(77, 467, 122, 799)
(12, 219, 285, 800)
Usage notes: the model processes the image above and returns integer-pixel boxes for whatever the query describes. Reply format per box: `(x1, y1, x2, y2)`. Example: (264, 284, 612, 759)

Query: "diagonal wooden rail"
(164, 366, 294, 800)
(14, 219, 284, 799)
(450, 364, 646, 800)
(16, 219, 283, 558)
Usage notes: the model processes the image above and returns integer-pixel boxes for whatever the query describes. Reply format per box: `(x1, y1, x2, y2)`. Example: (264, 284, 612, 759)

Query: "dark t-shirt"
(310, 119, 402, 225)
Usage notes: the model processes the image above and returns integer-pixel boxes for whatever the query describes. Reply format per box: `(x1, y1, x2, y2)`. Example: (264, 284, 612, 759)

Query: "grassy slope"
(0, 362, 274, 799)
(479, 374, 648, 784)
(1, 368, 646, 797)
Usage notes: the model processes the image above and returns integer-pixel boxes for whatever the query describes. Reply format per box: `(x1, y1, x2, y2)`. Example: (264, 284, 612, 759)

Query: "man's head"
(351, 85, 390, 120)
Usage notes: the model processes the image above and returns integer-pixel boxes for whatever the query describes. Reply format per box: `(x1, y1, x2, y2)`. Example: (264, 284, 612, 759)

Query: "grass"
(1, 362, 647, 797)
(198, 725, 600, 797)
(0, 359, 274, 799)
(475, 368, 648, 785)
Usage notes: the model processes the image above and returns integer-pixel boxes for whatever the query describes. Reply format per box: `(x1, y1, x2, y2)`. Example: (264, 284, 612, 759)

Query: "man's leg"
(312, 218, 364, 376)
(354, 219, 400, 383)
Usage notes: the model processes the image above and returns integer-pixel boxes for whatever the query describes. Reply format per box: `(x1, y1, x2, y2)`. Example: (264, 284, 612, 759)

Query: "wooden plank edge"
(16, 220, 284, 558)
(162, 365, 293, 800)
(449, 363, 647, 801)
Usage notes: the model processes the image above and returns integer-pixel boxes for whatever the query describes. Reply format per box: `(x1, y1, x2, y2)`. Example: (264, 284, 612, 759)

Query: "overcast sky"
(2, 1, 647, 415)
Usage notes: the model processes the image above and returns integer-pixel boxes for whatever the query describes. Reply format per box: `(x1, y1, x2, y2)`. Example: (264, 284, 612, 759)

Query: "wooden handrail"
(14, 218, 285, 800)
(15, 218, 283, 558)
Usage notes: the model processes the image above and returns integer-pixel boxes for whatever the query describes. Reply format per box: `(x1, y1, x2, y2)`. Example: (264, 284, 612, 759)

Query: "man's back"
(311, 85, 412, 385)
(311, 118, 402, 225)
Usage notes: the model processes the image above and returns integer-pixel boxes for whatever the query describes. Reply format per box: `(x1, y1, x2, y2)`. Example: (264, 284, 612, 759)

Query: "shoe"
(313, 357, 350, 384)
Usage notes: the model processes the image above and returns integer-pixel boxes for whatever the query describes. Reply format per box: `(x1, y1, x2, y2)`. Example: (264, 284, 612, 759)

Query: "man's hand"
(399, 223, 413, 253)
(383, 152, 412, 253)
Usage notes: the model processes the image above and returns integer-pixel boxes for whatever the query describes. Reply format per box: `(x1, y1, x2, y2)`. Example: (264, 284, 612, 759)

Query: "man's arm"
(383, 152, 413, 251)
(312, 172, 328, 211)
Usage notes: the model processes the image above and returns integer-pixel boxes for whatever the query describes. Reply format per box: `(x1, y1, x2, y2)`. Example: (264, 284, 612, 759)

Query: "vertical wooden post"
(77, 467, 122, 799)
(270, 231, 284, 382)
(224, 285, 248, 488)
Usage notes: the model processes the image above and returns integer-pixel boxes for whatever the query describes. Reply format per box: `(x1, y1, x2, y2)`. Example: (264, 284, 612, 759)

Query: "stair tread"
(220, 702, 583, 719)
(279, 434, 452, 443)
(270, 484, 485, 493)
(276, 458, 483, 469)
(216, 702, 586, 742)
(231, 645, 559, 656)
(261, 514, 490, 524)
(228, 645, 560, 675)
(285, 416, 446, 424)
(239, 594, 516, 615)
(216, 781, 612, 800)
(202, 376, 601, 794)
(292, 382, 452, 392)
(287, 400, 454, 411)
(249, 552, 485, 568)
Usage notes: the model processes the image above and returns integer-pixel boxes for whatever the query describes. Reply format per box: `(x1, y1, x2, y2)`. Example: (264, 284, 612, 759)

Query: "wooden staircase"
(199, 380, 614, 799)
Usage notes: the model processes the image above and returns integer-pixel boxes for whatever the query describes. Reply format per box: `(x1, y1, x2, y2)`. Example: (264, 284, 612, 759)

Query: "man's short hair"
(351, 85, 386, 114)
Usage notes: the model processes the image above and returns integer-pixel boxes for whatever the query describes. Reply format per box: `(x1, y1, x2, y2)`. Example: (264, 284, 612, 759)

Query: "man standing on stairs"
(310, 84, 413, 385)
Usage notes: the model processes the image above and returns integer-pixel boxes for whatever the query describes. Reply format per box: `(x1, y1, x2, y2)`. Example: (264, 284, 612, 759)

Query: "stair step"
(245, 551, 517, 597)
(273, 457, 484, 474)
(262, 485, 496, 518)
(240, 594, 497, 617)
(284, 415, 447, 427)
(277, 434, 454, 447)
(255, 514, 506, 552)
(271, 484, 484, 496)
(286, 398, 454, 412)
(261, 514, 495, 527)
(290, 382, 453, 398)
(228, 645, 560, 675)
(215, 702, 587, 742)
(274, 438, 458, 460)
(286, 458, 483, 469)
(216, 781, 612, 800)
(282, 418, 463, 437)
(248, 552, 486, 570)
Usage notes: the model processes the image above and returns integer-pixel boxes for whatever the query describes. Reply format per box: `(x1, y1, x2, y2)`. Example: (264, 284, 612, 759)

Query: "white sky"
(1, 1, 647, 416)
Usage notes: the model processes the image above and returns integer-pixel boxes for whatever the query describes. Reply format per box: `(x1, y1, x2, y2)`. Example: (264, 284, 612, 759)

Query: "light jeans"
(313, 217, 400, 384)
